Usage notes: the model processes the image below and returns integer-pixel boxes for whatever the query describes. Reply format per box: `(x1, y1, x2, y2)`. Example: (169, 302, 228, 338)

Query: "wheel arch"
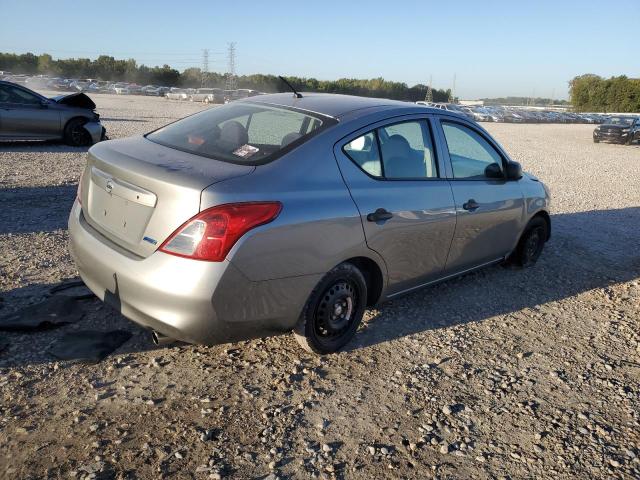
(343, 256, 385, 307)
(531, 209, 551, 241)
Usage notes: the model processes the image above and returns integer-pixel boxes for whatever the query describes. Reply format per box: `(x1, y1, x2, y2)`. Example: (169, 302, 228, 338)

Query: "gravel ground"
(0, 94, 639, 479)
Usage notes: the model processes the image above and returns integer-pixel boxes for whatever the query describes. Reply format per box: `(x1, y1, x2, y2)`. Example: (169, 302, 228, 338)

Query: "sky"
(1, 0, 637, 99)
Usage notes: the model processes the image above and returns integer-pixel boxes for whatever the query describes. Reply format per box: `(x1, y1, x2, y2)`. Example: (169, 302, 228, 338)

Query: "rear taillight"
(159, 202, 282, 262)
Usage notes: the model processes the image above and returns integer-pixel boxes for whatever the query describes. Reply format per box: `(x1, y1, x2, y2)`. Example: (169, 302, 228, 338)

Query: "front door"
(0, 83, 60, 139)
(436, 119, 524, 273)
(334, 117, 457, 295)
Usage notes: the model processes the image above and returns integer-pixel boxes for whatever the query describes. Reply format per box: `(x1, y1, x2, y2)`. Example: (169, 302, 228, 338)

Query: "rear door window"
(342, 119, 438, 179)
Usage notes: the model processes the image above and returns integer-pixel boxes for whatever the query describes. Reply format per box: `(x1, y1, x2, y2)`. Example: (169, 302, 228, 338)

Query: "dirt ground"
(1, 94, 639, 479)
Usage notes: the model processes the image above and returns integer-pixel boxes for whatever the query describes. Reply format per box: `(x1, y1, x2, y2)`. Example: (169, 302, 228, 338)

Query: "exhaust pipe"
(151, 330, 175, 346)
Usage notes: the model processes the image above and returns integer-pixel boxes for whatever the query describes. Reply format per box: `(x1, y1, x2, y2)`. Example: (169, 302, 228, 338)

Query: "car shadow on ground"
(0, 184, 76, 234)
(0, 207, 638, 367)
(0, 140, 91, 153)
(347, 207, 640, 351)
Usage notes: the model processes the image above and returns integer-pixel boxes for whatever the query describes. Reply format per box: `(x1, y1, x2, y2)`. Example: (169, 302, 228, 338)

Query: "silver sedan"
(0, 80, 105, 145)
(68, 93, 550, 354)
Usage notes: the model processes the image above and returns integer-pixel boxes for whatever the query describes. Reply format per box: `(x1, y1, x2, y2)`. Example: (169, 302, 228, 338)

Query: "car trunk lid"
(80, 135, 254, 258)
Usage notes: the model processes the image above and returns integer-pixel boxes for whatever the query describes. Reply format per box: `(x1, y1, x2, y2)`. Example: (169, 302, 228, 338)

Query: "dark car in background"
(629, 117, 640, 144)
(0, 80, 105, 145)
(593, 116, 638, 144)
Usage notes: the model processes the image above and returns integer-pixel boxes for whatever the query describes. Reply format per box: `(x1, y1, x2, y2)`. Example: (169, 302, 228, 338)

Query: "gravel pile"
(0, 95, 639, 479)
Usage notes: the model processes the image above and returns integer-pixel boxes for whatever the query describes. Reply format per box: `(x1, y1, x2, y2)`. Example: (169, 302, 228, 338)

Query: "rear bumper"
(68, 200, 319, 345)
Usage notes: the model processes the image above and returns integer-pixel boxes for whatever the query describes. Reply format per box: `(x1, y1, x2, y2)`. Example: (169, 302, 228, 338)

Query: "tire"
(204, 97, 210, 104)
(593, 138, 599, 143)
(293, 263, 367, 354)
(508, 216, 548, 268)
(63, 118, 92, 146)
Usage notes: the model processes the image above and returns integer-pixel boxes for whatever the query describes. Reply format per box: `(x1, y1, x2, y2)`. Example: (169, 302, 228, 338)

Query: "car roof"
(246, 92, 439, 119)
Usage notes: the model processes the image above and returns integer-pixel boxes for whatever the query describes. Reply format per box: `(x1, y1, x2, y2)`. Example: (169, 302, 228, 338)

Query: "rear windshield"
(147, 102, 334, 165)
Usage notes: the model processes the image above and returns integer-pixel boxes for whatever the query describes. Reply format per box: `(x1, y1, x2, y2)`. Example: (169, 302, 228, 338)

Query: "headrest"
(281, 132, 303, 147)
(219, 121, 248, 149)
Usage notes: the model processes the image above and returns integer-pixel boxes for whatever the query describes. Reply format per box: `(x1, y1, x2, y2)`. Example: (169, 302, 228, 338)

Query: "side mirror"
(484, 163, 504, 179)
(505, 161, 523, 180)
(40, 100, 49, 108)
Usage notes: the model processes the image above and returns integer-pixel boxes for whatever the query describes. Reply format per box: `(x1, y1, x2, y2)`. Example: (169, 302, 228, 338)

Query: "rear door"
(0, 83, 60, 139)
(334, 116, 457, 295)
(434, 118, 524, 273)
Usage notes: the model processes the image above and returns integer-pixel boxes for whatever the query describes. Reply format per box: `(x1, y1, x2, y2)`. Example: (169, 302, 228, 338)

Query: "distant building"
(459, 100, 484, 106)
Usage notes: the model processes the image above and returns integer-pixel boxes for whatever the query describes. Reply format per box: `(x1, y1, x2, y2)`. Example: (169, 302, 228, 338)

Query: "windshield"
(147, 102, 335, 164)
(606, 117, 633, 125)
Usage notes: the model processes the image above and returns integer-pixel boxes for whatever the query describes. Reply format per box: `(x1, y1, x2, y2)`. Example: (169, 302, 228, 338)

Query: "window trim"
(341, 118, 442, 182)
(438, 117, 509, 182)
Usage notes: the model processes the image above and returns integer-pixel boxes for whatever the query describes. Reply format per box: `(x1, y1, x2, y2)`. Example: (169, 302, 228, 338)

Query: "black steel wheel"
(63, 118, 92, 146)
(294, 263, 367, 354)
(509, 216, 548, 268)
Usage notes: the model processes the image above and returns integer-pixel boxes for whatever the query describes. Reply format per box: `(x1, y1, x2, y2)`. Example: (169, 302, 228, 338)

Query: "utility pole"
(201, 49, 209, 87)
(425, 75, 433, 102)
(225, 42, 237, 91)
(549, 88, 555, 107)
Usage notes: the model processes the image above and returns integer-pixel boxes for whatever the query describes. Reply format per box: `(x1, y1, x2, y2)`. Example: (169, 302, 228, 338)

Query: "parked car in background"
(114, 84, 130, 95)
(204, 88, 225, 104)
(166, 88, 188, 100)
(190, 88, 225, 103)
(593, 116, 639, 144)
(628, 117, 640, 144)
(0, 80, 105, 145)
(69, 93, 550, 354)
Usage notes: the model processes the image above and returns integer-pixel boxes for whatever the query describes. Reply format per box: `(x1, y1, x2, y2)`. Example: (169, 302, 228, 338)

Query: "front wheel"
(293, 263, 367, 354)
(508, 217, 548, 268)
(63, 118, 92, 146)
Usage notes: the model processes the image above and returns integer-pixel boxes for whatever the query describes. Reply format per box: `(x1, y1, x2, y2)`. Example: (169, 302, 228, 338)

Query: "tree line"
(0, 52, 451, 102)
(569, 74, 640, 113)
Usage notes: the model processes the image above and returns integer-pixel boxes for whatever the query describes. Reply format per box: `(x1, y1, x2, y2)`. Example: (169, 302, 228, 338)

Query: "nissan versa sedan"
(68, 93, 551, 354)
(0, 80, 105, 145)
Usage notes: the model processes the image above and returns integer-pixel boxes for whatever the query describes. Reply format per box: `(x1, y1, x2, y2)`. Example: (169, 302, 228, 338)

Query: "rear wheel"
(294, 263, 367, 354)
(63, 118, 92, 146)
(508, 217, 548, 268)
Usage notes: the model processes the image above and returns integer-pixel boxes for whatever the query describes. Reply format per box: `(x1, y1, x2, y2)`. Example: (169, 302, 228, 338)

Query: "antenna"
(225, 42, 237, 91)
(201, 49, 209, 87)
(279, 76, 302, 98)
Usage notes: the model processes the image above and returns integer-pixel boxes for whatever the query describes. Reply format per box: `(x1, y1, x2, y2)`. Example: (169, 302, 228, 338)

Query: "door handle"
(367, 208, 393, 222)
(462, 199, 480, 211)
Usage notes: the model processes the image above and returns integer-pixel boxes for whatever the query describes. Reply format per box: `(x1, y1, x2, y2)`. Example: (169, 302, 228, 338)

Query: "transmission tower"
(425, 75, 433, 102)
(201, 49, 209, 87)
(225, 42, 237, 91)
(449, 73, 456, 103)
